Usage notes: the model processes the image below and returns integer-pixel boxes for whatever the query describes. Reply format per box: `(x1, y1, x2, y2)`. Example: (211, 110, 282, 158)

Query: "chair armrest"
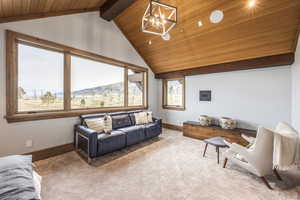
(242, 134, 255, 144)
(75, 125, 98, 158)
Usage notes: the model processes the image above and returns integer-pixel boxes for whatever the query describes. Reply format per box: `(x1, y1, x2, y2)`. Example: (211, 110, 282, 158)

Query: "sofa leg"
(273, 168, 282, 181)
(223, 158, 228, 168)
(260, 176, 273, 190)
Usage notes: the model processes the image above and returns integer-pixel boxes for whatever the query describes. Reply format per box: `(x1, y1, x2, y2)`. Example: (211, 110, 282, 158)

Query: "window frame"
(162, 77, 185, 111)
(6, 30, 148, 123)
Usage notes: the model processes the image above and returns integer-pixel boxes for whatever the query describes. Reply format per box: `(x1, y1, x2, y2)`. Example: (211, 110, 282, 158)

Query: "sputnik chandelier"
(142, 0, 177, 38)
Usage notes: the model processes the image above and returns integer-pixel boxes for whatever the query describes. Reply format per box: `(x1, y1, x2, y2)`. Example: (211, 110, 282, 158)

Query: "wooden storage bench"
(183, 121, 257, 146)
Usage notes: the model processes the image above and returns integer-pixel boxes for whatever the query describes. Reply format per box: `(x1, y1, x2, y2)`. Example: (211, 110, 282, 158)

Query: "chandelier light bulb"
(248, 0, 256, 8)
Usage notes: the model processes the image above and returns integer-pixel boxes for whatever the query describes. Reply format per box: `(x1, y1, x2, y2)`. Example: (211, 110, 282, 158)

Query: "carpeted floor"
(35, 129, 300, 200)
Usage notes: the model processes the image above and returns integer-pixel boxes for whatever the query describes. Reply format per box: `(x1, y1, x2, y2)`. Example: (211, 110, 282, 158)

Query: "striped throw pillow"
(134, 112, 148, 125)
(85, 118, 105, 133)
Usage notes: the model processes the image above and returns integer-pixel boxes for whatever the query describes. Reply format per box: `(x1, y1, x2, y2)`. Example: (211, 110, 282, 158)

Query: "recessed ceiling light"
(198, 21, 203, 27)
(248, 0, 256, 8)
(148, 40, 152, 45)
(210, 10, 224, 24)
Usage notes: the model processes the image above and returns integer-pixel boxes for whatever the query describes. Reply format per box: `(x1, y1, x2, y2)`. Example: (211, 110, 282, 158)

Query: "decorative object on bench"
(202, 137, 229, 164)
(74, 111, 162, 164)
(219, 117, 237, 130)
(223, 127, 282, 190)
(198, 115, 213, 126)
(183, 121, 256, 146)
(0, 155, 42, 199)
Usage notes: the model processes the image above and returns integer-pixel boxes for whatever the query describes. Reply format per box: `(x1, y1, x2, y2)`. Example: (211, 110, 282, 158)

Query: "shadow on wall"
(236, 120, 259, 130)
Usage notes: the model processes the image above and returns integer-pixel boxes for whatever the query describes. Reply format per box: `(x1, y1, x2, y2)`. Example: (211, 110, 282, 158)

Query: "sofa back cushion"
(112, 114, 132, 129)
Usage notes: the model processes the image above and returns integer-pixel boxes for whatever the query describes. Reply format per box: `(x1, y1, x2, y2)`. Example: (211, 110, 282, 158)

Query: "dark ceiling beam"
(100, 0, 136, 21)
(155, 53, 295, 79)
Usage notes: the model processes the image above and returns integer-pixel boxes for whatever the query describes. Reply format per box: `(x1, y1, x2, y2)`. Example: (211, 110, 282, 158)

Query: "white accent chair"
(223, 127, 282, 189)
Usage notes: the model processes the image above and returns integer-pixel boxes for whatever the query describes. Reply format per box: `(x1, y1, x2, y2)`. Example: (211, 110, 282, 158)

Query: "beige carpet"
(35, 129, 300, 200)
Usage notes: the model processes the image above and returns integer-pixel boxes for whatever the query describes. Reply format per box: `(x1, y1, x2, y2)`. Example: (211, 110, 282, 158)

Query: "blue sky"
(18, 44, 124, 96)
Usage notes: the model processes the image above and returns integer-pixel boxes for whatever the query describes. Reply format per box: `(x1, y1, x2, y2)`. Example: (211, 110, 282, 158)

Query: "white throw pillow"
(135, 112, 148, 125)
(85, 118, 105, 132)
(147, 112, 153, 123)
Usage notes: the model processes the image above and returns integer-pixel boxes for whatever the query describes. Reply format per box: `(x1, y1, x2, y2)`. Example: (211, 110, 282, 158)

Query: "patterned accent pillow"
(85, 118, 105, 133)
(134, 112, 148, 125)
(104, 114, 112, 133)
(147, 111, 153, 123)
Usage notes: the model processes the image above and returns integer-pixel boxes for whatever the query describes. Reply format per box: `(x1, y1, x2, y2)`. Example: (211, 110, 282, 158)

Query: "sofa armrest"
(74, 125, 98, 158)
(153, 117, 162, 133)
(76, 125, 97, 136)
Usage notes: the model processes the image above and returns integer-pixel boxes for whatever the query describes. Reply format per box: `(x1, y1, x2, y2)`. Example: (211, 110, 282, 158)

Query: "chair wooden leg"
(260, 177, 273, 190)
(217, 147, 220, 164)
(203, 143, 208, 157)
(223, 158, 228, 168)
(273, 168, 282, 181)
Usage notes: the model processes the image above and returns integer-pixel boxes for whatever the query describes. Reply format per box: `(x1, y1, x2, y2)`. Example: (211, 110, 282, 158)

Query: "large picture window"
(6, 30, 148, 122)
(162, 77, 185, 110)
(18, 43, 64, 112)
(71, 56, 124, 109)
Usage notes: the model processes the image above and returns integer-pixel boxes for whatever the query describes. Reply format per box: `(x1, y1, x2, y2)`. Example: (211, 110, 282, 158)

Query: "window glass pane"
(18, 44, 64, 112)
(167, 80, 183, 106)
(71, 56, 124, 109)
(128, 69, 144, 106)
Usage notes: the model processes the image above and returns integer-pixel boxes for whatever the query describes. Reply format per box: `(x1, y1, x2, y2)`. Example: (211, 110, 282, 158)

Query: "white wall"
(158, 66, 292, 130)
(0, 12, 158, 156)
(292, 38, 300, 131)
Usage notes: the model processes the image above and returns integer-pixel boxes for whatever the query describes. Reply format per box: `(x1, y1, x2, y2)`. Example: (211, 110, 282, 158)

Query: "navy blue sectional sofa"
(74, 111, 162, 164)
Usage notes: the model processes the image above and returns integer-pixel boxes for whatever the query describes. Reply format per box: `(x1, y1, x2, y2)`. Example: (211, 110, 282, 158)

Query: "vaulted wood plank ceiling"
(0, 0, 106, 23)
(0, 0, 299, 76)
(115, 0, 300, 74)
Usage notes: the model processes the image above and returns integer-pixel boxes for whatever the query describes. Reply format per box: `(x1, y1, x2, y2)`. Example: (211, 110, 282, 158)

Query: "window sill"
(162, 105, 185, 111)
(5, 106, 148, 123)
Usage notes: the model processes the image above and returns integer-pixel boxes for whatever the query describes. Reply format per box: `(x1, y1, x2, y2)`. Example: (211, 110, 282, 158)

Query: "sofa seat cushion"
(145, 123, 161, 139)
(97, 130, 126, 156)
(112, 115, 132, 129)
(118, 125, 145, 146)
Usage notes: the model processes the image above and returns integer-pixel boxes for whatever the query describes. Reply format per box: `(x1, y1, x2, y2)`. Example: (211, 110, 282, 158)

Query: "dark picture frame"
(200, 90, 211, 101)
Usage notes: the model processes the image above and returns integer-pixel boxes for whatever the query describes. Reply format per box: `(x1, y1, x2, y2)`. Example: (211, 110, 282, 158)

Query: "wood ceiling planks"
(115, 0, 300, 74)
(0, 0, 106, 23)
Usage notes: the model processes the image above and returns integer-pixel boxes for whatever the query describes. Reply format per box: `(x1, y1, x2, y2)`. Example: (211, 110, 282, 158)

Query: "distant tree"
(40, 91, 56, 104)
(80, 99, 86, 106)
(100, 101, 105, 107)
(18, 87, 26, 99)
